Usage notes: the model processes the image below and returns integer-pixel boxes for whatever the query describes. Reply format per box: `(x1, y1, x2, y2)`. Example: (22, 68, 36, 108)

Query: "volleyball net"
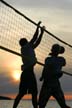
(0, 0, 72, 76)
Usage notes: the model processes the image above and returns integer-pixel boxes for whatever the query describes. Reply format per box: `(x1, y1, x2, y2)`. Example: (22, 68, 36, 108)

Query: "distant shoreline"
(0, 96, 12, 100)
(0, 95, 72, 101)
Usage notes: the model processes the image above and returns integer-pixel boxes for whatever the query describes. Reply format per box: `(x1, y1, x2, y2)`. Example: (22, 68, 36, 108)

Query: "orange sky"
(0, 0, 72, 101)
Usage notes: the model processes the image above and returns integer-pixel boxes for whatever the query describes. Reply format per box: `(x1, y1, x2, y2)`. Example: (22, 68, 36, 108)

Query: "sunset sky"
(0, 0, 72, 99)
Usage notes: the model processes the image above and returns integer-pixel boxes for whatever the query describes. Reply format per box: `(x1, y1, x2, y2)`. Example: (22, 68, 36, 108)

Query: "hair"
(51, 44, 60, 53)
(59, 46, 65, 54)
(19, 38, 28, 46)
(50, 44, 65, 55)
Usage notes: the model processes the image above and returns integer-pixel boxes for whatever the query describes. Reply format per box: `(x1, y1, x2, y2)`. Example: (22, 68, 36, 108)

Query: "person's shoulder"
(45, 57, 51, 60)
(58, 56, 66, 63)
(28, 42, 34, 48)
(45, 57, 52, 62)
(23, 43, 31, 48)
(58, 56, 66, 65)
(58, 56, 65, 60)
(21, 43, 30, 52)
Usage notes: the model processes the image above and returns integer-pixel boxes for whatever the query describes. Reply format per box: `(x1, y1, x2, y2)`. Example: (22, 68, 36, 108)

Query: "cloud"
(0, 66, 72, 96)
(0, 71, 19, 94)
(5, 0, 72, 10)
(0, 0, 72, 96)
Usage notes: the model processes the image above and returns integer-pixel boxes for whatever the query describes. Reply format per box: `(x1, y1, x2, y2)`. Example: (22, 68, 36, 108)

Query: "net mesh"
(0, 0, 72, 75)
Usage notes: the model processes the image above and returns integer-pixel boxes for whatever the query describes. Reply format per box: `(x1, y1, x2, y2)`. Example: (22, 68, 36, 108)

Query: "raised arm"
(29, 21, 41, 45)
(33, 26, 45, 49)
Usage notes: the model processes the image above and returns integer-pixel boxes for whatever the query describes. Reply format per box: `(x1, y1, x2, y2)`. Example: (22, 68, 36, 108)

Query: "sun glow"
(12, 70, 21, 81)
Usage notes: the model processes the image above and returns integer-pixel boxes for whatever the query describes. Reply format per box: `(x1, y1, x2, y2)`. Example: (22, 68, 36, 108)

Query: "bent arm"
(61, 57, 66, 66)
(40, 66, 47, 81)
(40, 58, 48, 81)
(63, 59, 66, 66)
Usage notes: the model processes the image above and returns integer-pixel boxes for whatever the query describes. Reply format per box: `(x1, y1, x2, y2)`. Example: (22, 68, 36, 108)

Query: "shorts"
(19, 67, 38, 95)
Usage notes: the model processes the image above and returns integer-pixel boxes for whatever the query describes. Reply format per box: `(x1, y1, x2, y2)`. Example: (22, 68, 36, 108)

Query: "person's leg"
(13, 92, 24, 108)
(53, 85, 71, 108)
(39, 84, 51, 108)
(31, 77, 38, 108)
(30, 67, 38, 108)
(13, 70, 27, 108)
(32, 93, 38, 108)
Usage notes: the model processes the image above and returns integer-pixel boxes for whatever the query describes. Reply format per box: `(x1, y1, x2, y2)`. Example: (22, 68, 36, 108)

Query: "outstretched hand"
(41, 26, 46, 33)
(41, 26, 46, 30)
(37, 21, 46, 31)
(37, 21, 42, 25)
(37, 21, 42, 28)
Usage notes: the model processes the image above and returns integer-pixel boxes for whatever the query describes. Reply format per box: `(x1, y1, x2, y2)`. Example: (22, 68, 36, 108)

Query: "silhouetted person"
(39, 44, 71, 108)
(13, 21, 45, 108)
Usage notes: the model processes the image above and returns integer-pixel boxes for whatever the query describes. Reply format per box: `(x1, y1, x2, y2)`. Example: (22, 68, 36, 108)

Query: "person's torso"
(21, 43, 37, 69)
(45, 56, 65, 73)
(43, 56, 65, 83)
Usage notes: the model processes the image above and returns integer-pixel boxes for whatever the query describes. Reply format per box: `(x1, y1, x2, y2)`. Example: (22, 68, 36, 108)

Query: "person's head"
(50, 44, 65, 56)
(59, 46, 65, 54)
(19, 38, 28, 46)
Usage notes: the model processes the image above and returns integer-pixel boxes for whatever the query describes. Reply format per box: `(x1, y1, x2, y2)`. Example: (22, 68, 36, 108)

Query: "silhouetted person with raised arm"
(13, 21, 45, 108)
(39, 44, 71, 108)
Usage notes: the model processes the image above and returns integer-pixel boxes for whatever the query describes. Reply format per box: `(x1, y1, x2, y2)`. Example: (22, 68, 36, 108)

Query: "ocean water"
(0, 100, 72, 108)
